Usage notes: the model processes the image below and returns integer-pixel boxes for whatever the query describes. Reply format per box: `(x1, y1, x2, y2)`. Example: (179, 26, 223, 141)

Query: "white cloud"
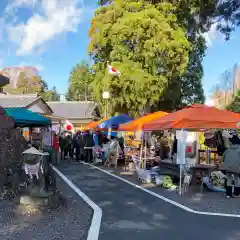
(202, 23, 218, 47)
(6, 0, 84, 56)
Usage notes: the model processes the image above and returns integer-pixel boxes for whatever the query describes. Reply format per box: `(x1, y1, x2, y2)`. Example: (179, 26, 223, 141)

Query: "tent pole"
(178, 129, 185, 196)
(140, 132, 143, 168)
(144, 132, 147, 169)
(179, 162, 182, 195)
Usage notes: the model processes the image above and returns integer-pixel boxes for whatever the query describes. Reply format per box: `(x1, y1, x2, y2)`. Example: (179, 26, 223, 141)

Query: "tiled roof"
(0, 94, 39, 108)
(47, 101, 99, 119)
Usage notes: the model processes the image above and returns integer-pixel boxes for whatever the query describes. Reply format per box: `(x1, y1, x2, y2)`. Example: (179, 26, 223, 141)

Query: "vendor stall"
(97, 114, 133, 129)
(4, 108, 51, 128)
(4, 107, 52, 152)
(83, 118, 106, 130)
(119, 111, 168, 131)
(119, 111, 168, 169)
(142, 104, 240, 195)
(143, 104, 240, 130)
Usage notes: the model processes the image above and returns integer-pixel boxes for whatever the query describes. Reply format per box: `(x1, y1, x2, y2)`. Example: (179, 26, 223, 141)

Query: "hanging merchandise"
(176, 130, 187, 165)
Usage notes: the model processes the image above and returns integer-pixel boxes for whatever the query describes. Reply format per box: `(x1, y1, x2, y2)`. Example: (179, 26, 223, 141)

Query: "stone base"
(20, 195, 50, 207)
(20, 191, 61, 208)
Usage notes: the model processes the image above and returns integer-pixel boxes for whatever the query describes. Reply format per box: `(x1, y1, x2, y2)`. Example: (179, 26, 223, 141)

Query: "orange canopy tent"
(142, 104, 240, 131)
(119, 111, 168, 131)
(82, 118, 106, 130)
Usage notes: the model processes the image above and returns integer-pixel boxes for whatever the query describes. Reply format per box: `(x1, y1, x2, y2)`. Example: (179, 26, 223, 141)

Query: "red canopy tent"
(142, 104, 240, 131)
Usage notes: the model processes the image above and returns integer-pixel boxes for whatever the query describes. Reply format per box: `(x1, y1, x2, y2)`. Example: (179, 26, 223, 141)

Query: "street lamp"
(102, 91, 110, 118)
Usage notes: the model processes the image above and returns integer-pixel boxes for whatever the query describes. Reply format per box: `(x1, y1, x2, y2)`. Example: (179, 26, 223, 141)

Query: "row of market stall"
(4, 102, 240, 197)
(83, 104, 240, 196)
(85, 103, 240, 131)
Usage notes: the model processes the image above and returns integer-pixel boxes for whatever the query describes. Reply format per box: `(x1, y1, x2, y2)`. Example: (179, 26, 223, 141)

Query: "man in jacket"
(73, 131, 84, 161)
(83, 130, 95, 163)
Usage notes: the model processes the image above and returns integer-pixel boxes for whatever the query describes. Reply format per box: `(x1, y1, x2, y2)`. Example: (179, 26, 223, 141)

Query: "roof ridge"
(0, 94, 38, 98)
(47, 101, 95, 104)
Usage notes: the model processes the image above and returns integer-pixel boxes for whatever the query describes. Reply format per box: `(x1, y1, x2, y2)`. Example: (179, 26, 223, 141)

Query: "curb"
(83, 162, 240, 218)
(51, 165, 102, 240)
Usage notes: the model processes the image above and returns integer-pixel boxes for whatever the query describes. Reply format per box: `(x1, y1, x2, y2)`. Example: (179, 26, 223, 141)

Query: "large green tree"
(98, 0, 240, 112)
(89, 1, 191, 116)
(66, 61, 94, 101)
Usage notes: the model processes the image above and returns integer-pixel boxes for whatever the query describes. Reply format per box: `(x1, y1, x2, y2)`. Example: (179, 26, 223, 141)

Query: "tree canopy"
(66, 61, 94, 101)
(95, 0, 240, 114)
(99, 0, 240, 39)
(89, 1, 191, 116)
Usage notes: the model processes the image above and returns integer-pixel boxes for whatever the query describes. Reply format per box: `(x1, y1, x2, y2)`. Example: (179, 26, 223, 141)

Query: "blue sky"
(0, 0, 239, 102)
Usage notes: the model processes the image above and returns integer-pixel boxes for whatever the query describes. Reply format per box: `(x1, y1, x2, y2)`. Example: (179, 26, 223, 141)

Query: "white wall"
(27, 100, 51, 114)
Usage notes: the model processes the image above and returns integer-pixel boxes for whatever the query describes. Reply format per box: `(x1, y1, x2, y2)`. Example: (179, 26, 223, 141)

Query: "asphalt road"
(58, 162, 240, 240)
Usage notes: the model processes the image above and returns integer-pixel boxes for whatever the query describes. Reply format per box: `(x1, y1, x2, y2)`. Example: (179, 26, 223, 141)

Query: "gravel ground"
(98, 165, 240, 215)
(0, 174, 92, 240)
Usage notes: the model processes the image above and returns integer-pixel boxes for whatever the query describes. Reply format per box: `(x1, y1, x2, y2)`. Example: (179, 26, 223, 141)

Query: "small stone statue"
(20, 147, 58, 207)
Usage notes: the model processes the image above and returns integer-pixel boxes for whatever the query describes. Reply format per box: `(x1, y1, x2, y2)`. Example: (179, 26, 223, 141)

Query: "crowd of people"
(53, 130, 124, 167)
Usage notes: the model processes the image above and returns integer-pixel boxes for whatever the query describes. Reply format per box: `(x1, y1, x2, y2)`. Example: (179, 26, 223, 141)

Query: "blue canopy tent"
(4, 108, 51, 127)
(98, 114, 133, 129)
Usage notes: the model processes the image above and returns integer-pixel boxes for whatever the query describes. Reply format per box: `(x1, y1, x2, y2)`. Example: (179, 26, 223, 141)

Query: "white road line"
(83, 162, 240, 218)
(51, 165, 102, 240)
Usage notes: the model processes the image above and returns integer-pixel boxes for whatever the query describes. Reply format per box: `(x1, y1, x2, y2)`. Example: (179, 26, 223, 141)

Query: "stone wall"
(0, 129, 28, 198)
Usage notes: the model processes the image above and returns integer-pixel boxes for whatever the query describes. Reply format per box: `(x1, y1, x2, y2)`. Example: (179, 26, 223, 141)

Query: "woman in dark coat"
(83, 131, 95, 163)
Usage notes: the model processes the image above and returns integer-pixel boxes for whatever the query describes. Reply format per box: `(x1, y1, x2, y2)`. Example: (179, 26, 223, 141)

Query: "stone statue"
(20, 147, 58, 207)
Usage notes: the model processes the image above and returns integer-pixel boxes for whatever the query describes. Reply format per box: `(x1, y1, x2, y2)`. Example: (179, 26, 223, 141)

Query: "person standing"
(73, 131, 84, 161)
(223, 134, 240, 198)
(107, 136, 122, 168)
(78, 132, 85, 161)
(59, 132, 68, 160)
(66, 133, 73, 159)
(83, 130, 94, 163)
(72, 132, 79, 160)
(52, 133, 60, 165)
